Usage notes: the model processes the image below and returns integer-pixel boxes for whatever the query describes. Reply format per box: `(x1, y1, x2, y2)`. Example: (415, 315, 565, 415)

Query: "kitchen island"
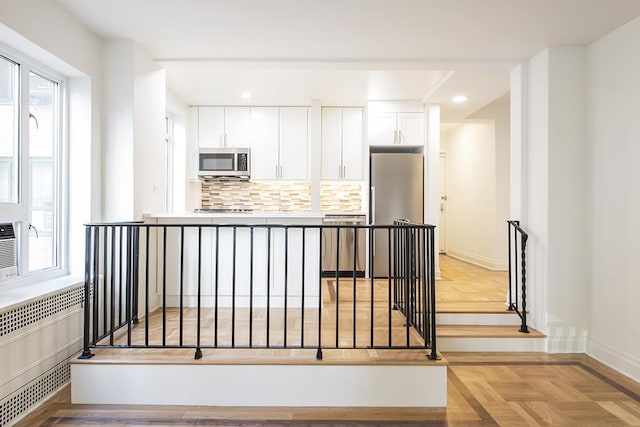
(144, 213, 324, 308)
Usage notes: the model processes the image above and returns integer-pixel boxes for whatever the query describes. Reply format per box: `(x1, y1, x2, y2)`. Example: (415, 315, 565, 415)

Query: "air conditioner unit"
(0, 223, 17, 281)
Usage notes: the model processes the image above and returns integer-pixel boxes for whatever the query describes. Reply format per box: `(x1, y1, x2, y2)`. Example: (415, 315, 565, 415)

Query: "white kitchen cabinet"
(250, 107, 280, 180)
(279, 107, 308, 180)
(198, 106, 251, 148)
(369, 111, 423, 146)
(250, 106, 308, 180)
(321, 107, 363, 180)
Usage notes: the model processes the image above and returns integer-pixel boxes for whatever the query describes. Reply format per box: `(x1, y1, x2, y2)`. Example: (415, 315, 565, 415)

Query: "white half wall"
(72, 363, 447, 407)
(586, 16, 640, 381)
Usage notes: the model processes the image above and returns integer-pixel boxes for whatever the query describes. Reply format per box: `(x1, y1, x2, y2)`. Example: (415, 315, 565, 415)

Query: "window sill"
(0, 274, 84, 312)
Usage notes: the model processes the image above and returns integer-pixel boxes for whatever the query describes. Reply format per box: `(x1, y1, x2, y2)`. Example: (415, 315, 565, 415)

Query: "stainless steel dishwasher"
(321, 214, 366, 277)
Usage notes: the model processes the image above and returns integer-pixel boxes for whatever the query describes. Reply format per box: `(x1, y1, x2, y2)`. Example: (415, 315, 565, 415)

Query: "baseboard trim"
(445, 250, 507, 271)
(588, 339, 640, 383)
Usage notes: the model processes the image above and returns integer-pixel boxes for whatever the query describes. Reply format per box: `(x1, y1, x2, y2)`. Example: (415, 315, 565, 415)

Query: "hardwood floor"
(437, 255, 509, 313)
(18, 353, 640, 426)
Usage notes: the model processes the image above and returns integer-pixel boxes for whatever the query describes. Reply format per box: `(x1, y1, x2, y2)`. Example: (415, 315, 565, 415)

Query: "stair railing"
(507, 220, 529, 333)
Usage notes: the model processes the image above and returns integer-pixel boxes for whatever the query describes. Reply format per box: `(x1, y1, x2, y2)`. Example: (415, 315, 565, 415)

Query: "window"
(0, 50, 64, 279)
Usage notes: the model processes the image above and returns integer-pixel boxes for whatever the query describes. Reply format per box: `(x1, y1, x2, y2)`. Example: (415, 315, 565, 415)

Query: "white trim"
(446, 248, 507, 271)
(588, 339, 640, 383)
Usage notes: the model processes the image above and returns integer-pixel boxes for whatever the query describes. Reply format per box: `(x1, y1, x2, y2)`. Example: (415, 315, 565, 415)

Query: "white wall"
(0, 0, 102, 421)
(525, 47, 589, 351)
(167, 91, 189, 213)
(0, 0, 102, 273)
(102, 41, 167, 220)
(587, 16, 640, 381)
(102, 41, 135, 221)
(133, 45, 166, 218)
(441, 122, 497, 268)
(469, 94, 510, 269)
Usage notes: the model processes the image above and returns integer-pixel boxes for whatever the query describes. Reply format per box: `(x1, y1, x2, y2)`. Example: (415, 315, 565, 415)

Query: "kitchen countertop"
(146, 212, 327, 219)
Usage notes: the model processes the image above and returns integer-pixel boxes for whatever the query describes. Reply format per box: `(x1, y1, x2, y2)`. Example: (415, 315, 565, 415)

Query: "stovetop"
(193, 208, 254, 214)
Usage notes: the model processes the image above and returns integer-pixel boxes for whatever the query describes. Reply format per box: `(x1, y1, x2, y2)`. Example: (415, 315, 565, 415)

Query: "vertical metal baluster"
(79, 226, 94, 359)
(162, 226, 167, 347)
(214, 226, 220, 348)
(103, 226, 108, 339)
(119, 226, 124, 325)
(132, 226, 140, 326)
(422, 227, 429, 348)
(428, 227, 438, 360)
(179, 226, 185, 346)
(369, 226, 374, 348)
(126, 226, 132, 347)
(145, 226, 150, 347)
(316, 228, 323, 360)
(520, 233, 530, 334)
(249, 226, 254, 348)
(110, 226, 116, 346)
(507, 222, 513, 311)
(232, 226, 237, 348)
(92, 226, 100, 345)
(335, 226, 340, 349)
(388, 227, 393, 347)
(284, 227, 289, 348)
(352, 225, 357, 348)
(405, 226, 411, 348)
(514, 229, 519, 312)
(301, 227, 306, 348)
(195, 226, 203, 359)
(266, 227, 271, 348)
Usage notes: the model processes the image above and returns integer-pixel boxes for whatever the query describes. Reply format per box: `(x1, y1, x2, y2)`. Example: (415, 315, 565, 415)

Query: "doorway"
(439, 153, 447, 254)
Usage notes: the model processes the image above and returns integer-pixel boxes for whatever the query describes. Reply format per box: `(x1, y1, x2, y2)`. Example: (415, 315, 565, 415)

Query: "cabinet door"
(368, 112, 396, 145)
(250, 107, 279, 180)
(341, 107, 363, 180)
(279, 107, 308, 180)
(397, 112, 424, 145)
(198, 107, 225, 148)
(224, 107, 251, 147)
(321, 107, 342, 180)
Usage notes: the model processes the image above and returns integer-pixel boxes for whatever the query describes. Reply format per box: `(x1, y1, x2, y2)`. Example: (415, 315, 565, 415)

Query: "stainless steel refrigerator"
(370, 152, 424, 276)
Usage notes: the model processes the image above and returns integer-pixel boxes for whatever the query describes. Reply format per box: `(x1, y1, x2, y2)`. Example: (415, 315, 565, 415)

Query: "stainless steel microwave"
(198, 148, 250, 178)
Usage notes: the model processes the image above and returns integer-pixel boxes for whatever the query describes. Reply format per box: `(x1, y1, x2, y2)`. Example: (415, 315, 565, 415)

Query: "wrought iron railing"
(507, 220, 529, 333)
(79, 220, 438, 360)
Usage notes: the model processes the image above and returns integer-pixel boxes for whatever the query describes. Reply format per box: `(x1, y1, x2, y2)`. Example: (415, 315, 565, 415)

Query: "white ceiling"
(56, 0, 640, 121)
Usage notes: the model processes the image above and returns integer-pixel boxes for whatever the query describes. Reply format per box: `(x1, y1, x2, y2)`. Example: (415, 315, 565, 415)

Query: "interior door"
(439, 153, 447, 254)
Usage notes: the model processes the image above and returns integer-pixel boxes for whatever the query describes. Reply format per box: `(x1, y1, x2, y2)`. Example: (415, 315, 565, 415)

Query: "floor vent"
(0, 285, 83, 337)
(0, 223, 17, 282)
(0, 361, 70, 426)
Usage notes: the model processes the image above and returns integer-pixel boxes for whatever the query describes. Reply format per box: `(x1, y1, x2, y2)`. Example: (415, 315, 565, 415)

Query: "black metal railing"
(507, 220, 529, 333)
(79, 220, 437, 360)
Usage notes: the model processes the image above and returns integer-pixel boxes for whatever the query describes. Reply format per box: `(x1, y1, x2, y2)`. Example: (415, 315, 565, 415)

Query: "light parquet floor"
(19, 353, 640, 426)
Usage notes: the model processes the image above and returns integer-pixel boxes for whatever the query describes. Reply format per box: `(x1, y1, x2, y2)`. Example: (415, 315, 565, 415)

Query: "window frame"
(0, 44, 67, 284)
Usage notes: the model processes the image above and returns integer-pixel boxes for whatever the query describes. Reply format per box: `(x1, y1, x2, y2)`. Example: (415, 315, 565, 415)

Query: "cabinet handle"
(275, 165, 278, 179)
(398, 130, 402, 144)
(280, 165, 283, 179)
(393, 130, 397, 144)
(338, 165, 342, 179)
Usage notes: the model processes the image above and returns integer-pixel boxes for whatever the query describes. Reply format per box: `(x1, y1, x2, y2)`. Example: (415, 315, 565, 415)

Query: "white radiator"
(0, 223, 17, 282)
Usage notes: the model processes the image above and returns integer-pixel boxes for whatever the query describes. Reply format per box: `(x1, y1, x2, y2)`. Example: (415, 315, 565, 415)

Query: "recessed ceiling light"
(452, 95, 468, 103)
(241, 91, 251, 100)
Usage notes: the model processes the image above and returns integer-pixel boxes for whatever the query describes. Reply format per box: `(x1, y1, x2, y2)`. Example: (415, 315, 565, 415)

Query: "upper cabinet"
(198, 107, 251, 148)
(369, 111, 424, 146)
(250, 106, 308, 180)
(321, 107, 363, 180)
